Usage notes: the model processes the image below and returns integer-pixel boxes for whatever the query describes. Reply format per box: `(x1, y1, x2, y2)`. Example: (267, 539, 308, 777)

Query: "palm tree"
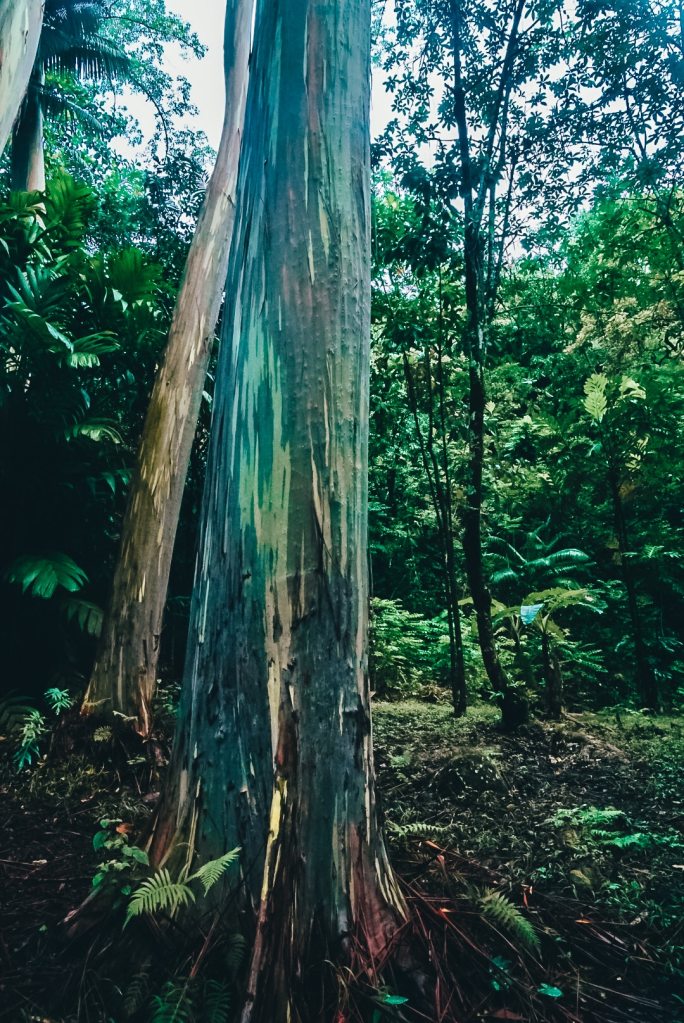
(11, 0, 128, 192)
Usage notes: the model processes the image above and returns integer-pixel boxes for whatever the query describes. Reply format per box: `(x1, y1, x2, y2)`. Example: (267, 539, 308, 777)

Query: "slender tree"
(0, 0, 43, 159)
(149, 1, 407, 1017)
(81, 0, 254, 737)
(10, 0, 129, 191)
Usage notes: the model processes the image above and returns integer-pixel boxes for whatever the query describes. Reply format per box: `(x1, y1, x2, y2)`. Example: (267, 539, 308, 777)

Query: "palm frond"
(5, 553, 88, 599)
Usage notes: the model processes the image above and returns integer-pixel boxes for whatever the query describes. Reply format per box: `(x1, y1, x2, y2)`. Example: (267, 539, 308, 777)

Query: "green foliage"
(91, 818, 150, 902)
(5, 553, 88, 600)
(186, 848, 240, 897)
(44, 686, 74, 714)
(149, 981, 193, 1023)
(125, 869, 195, 924)
(479, 889, 541, 954)
(13, 709, 47, 771)
(547, 805, 683, 854)
(125, 849, 241, 924)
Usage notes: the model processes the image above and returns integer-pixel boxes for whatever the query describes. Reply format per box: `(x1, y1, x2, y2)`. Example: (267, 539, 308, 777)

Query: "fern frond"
(225, 932, 247, 980)
(187, 848, 240, 896)
(122, 958, 151, 1019)
(479, 888, 540, 954)
(149, 981, 193, 1023)
(125, 869, 195, 924)
(203, 980, 231, 1023)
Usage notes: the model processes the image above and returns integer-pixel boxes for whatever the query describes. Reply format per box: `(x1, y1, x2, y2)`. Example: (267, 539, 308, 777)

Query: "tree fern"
(125, 869, 195, 924)
(187, 848, 240, 896)
(479, 888, 541, 954)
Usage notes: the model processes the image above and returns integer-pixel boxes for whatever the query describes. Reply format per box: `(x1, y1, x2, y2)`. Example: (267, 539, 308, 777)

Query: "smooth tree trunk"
(81, 0, 254, 737)
(150, 2, 407, 1019)
(11, 70, 44, 191)
(0, 0, 43, 160)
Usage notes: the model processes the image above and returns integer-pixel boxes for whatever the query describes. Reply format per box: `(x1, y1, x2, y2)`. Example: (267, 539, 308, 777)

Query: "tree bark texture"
(0, 0, 43, 161)
(150, 2, 406, 1019)
(81, 0, 254, 736)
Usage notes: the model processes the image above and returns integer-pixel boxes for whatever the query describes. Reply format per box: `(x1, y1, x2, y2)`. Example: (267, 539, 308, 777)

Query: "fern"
(0, 694, 36, 738)
(583, 372, 608, 422)
(122, 958, 151, 1019)
(225, 932, 247, 980)
(125, 869, 195, 924)
(149, 981, 193, 1023)
(388, 820, 451, 840)
(479, 888, 540, 954)
(187, 848, 240, 896)
(45, 686, 74, 714)
(203, 980, 231, 1023)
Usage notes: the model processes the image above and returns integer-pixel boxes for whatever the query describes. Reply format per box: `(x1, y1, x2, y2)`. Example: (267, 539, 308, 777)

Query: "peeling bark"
(81, 0, 254, 737)
(0, 0, 43, 160)
(150, 2, 406, 1018)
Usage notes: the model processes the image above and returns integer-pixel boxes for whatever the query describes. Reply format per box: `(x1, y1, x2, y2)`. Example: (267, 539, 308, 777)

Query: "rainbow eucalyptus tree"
(81, 0, 253, 736)
(0, 0, 43, 159)
(149, 0, 406, 1017)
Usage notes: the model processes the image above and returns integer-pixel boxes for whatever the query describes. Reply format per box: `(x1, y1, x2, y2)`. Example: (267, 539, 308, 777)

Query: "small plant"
(3, 686, 77, 771)
(479, 888, 541, 954)
(14, 709, 47, 771)
(91, 818, 150, 902)
(45, 686, 74, 714)
(125, 848, 241, 925)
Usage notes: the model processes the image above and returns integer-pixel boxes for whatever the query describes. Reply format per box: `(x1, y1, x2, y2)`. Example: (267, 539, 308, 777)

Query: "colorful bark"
(150, 2, 406, 1018)
(0, 0, 43, 161)
(81, 0, 254, 736)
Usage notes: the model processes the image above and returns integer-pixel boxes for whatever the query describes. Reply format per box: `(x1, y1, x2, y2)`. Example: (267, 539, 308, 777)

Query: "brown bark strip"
(81, 0, 254, 736)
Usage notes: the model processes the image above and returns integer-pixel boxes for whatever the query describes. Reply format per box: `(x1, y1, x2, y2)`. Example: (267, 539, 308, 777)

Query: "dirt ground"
(1, 702, 683, 1022)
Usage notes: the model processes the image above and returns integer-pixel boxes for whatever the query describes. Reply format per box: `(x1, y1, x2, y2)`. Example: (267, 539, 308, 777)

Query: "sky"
(164, 1, 393, 149)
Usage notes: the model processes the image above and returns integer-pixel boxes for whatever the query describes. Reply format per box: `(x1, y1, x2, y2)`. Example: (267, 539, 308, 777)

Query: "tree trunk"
(448, 0, 527, 730)
(608, 469, 658, 710)
(149, 2, 407, 1019)
(81, 0, 254, 737)
(0, 0, 43, 160)
(11, 70, 44, 191)
(541, 630, 563, 720)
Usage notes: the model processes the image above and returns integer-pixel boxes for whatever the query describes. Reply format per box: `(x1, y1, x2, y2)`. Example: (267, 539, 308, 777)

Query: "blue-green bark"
(151, 2, 405, 1018)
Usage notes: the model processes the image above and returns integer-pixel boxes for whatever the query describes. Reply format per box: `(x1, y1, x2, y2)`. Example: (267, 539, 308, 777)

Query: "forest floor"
(1, 701, 683, 1022)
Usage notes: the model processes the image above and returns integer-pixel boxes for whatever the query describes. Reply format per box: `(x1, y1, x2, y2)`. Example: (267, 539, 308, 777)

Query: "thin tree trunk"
(0, 0, 43, 160)
(541, 629, 563, 720)
(402, 354, 467, 715)
(608, 468, 658, 710)
(11, 71, 44, 191)
(449, 0, 528, 730)
(81, 0, 254, 737)
(149, 2, 407, 1018)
